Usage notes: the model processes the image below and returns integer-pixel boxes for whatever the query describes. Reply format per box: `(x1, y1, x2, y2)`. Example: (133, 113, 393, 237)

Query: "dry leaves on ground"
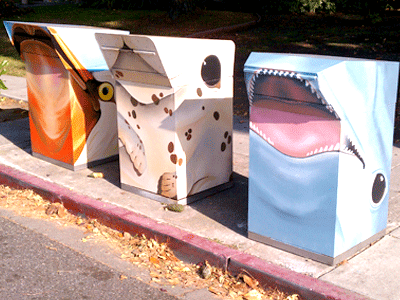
(0, 185, 300, 300)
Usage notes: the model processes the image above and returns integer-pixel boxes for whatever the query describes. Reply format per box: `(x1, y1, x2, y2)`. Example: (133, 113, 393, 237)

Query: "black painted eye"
(201, 55, 221, 87)
(372, 173, 386, 204)
(98, 82, 114, 101)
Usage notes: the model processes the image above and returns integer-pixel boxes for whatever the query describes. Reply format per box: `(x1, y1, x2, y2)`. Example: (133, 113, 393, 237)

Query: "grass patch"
(0, 4, 255, 77)
(0, 4, 399, 120)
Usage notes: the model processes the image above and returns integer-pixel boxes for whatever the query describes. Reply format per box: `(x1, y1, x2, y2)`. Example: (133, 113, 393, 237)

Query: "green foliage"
(0, 60, 8, 90)
(297, 0, 336, 13)
(261, 0, 336, 14)
(261, 0, 392, 16)
(334, 0, 388, 14)
(0, 0, 32, 18)
(333, 0, 391, 22)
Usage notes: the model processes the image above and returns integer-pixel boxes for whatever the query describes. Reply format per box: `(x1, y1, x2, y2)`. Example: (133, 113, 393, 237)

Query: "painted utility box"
(244, 52, 399, 265)
(96, 33, 235, 204)
(3, 21, 129, 170)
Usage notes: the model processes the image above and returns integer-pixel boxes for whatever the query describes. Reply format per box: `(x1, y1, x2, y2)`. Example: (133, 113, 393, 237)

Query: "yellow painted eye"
(98, 82, 114, 101)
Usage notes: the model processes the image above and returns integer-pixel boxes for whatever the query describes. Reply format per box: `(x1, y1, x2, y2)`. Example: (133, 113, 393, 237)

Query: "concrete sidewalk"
(1, 75, 400, 300)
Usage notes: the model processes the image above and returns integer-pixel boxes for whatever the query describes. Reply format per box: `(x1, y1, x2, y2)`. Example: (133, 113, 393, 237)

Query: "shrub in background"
(0, 0, 32, 18)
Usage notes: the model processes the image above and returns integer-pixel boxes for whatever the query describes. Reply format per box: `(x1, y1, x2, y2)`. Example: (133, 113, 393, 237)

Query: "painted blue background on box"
(244, 53, 399, 259)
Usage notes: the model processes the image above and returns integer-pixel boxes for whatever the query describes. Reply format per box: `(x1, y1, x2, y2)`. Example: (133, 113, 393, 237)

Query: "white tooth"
(319, 147, 324, 153)
(315, 149, 319, 154)
(329, 145, 334, 151)
(324, 145, 328, 151)
(263, 133, 266, 140)
(305, 81, 309, 87)
(334, 143, 340, 151)
(267, 137, 274, 145)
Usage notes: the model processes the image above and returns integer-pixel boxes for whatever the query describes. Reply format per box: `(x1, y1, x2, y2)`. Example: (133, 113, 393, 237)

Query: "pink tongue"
(250, 105, 341, 157)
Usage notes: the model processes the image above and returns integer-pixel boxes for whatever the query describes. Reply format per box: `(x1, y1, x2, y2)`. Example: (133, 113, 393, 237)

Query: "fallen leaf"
(201, 261, 212, 279)
(81, 238, 87, 243)
(45, 204, 58, 215)
(57, 206, 67, 218)
(88, 172, 104, 178)
(150, 271, 160, 278)
(208, 286, 221, 295)
(243, 274, 259, 289)
(243, 289, 263, 300)
(287, 294, 300, 300)
(123, 232, 132, 240)
(120, 275, 127, 280)
(228, 290, 237, 298)
(165, 203, 185, 212)
(150, 256, 160, 265)
(181, 266, 191, 272)
(168, 278, 180, 285)
(338, 259, 348, 266)
(218, 275, 225, 284)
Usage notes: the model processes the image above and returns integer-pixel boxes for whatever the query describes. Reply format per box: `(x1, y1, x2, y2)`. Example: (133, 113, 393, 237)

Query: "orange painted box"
(3, 21, 129, 170)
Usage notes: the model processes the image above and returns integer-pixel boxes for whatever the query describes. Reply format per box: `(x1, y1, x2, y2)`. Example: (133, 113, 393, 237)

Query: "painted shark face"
(247, 68, 365, 169)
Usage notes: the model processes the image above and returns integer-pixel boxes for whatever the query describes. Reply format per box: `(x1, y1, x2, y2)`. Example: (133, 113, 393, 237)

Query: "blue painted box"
(244, 53, 399, 265)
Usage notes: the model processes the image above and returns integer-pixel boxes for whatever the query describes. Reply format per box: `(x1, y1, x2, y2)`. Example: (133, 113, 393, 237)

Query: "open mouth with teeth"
(247, 69, 365, 168)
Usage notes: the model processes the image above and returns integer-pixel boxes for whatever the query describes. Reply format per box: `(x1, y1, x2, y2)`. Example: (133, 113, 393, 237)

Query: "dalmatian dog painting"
(244, 52, 399, 265)
(96, 33, 235, 203)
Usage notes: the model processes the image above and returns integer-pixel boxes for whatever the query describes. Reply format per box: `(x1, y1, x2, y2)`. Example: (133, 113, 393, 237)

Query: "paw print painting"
(3, 21, 129, 170)
(96, 34, 235, 204)
(244, 52, 400, 265)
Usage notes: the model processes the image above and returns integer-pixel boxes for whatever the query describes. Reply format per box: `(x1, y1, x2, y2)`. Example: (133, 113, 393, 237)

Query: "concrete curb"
(0, 163, 368, 300)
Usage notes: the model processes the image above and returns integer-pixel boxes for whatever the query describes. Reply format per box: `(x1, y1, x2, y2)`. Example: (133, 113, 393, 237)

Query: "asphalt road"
(0, 212, 180, 300)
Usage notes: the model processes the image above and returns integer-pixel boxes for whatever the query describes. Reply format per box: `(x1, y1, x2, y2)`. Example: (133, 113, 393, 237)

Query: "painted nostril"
(372, 173, 386, 204)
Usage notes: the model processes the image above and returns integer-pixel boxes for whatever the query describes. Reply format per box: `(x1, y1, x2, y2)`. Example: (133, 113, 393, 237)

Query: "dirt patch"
(0, 97, 29, 123)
